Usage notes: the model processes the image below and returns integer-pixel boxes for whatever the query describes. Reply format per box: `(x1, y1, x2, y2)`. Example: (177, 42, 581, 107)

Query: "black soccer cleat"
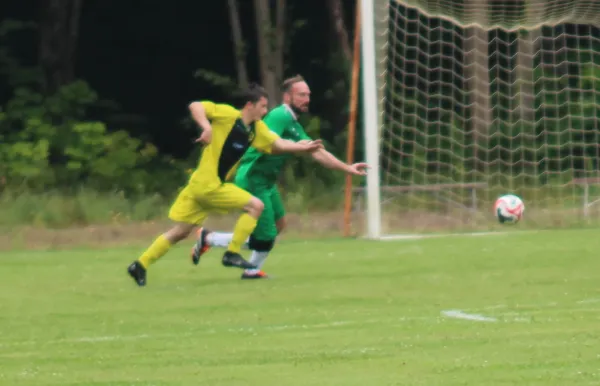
(127, 260, 147, 287)
(222, 251, 256, 269)
(191, 227, 211, 265)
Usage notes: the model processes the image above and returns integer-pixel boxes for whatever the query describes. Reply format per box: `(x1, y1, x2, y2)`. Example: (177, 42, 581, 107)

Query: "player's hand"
(195, 126, 212, 145)
(347, 162, 369, 176)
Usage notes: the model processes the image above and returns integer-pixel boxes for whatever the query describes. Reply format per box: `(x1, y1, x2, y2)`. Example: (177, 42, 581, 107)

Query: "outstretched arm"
(252, 120, 323, 154)
(271, 138, 324, 154)
(311, 148, 368, 176)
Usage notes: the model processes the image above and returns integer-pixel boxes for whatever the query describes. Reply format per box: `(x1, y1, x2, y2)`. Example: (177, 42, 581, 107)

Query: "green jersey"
(235, 104, 310, 184)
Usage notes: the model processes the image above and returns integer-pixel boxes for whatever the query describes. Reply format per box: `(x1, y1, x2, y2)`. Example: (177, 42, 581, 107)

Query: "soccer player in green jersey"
(126, 83, 323, 286)
(189, 75, 368, 279)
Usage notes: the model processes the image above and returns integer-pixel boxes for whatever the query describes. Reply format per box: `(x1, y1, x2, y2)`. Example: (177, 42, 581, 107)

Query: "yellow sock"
(138, 235, 172, 269)
(228, 213, 257, 253)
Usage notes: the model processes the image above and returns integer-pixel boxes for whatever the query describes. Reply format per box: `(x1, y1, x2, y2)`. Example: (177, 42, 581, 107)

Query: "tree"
(193, 0, 287, 105)
(253, 0, 286, 108)
(227, 0, 249, 88)
(38, 0, 83, 94)
(326, 0, 352, 62)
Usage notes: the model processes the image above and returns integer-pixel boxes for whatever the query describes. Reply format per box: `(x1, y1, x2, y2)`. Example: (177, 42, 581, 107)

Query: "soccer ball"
(494, 194, 524, 224)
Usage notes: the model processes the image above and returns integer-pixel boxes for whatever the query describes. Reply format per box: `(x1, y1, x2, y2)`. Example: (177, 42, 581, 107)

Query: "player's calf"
(240, 237, 275, 279)
(163, 223, 195, 243)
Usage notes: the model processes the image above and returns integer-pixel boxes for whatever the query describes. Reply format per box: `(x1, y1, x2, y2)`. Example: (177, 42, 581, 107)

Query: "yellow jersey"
(188, 101, 280, 191)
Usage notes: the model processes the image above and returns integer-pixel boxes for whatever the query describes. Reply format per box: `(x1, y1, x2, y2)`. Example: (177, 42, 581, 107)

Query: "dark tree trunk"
(274, 0, 286, 88)
(326, 0, 352, 61)
(227, 0, 249, 89)
(253, 0, 285, 107)
(38, 0, 83, 94)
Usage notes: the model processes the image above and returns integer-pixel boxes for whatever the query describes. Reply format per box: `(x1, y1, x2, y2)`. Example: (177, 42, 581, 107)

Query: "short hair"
(233, 82, 268, 108)
(281, 75, 305, 93)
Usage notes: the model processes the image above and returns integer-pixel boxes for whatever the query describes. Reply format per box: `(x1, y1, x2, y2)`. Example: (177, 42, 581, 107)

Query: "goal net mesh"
(361, 0, 600, 234)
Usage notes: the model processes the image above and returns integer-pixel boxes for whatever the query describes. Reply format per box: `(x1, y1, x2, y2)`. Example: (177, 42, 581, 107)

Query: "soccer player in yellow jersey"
(127, 84, 323, 286)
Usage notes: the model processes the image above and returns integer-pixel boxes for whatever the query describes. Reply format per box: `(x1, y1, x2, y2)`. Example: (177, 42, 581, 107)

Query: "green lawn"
(1, 229, 599, 385)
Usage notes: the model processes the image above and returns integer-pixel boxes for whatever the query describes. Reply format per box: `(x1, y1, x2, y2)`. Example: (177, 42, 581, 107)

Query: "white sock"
(245, 251, 269, 274)
(206, 232, 233, 248)
(206, 232, 249, 249)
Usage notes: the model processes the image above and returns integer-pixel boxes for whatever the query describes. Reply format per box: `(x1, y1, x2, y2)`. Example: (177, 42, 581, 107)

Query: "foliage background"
(0, 0, 359, 227)
(2, 1, 600, 229)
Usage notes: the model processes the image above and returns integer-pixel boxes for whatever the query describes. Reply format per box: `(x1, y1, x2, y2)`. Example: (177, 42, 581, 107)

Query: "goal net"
(356, 0, 600, 237)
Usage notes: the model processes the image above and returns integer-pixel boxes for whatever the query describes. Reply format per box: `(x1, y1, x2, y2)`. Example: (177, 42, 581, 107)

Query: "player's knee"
(248, 236, 275, 252)
(246, 197, 264, 217)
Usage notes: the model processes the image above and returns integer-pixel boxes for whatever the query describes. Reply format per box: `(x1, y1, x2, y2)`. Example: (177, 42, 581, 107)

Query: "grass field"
(1, 228, 600, 385)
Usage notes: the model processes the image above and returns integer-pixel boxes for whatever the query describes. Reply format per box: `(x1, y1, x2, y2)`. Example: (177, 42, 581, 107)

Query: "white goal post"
(359, 0, 600, 238)
(361, 0, 383, 239)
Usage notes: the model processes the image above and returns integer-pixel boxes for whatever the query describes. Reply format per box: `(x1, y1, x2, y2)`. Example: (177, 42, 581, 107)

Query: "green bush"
(0, 81, 187, 195)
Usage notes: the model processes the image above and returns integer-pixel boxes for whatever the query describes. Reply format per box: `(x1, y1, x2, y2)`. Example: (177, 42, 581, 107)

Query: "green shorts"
(235, 175, 285, 241)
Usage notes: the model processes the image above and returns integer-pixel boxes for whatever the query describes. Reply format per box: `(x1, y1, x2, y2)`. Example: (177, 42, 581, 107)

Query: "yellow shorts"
(168, 182, 253, 225)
